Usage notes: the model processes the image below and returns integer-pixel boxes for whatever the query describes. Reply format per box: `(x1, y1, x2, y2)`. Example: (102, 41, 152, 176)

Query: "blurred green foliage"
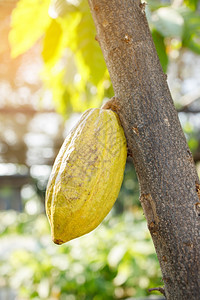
(9, 0, 200, 115)
(0, 210, 161, 299)
(0, 163, 163, 299)
(183, 121, 199, 152)
(184, 0, 199, 11)
(115, 162, 141, 214)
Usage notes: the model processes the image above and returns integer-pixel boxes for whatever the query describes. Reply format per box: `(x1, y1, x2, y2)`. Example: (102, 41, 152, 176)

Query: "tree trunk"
(88, 0, 200, 299)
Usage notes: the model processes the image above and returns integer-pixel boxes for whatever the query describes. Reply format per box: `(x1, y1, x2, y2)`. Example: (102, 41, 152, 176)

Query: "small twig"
(177, 107, 200, 113)
(148, 287, 166, 297)
(177, 89, 200, 109)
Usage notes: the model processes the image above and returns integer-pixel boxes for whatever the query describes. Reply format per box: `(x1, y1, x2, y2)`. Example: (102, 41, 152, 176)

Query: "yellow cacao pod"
(45, 108, 127, 244)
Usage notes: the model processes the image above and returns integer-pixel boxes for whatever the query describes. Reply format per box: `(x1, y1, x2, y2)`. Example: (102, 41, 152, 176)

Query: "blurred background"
(0, 0, 200, 299)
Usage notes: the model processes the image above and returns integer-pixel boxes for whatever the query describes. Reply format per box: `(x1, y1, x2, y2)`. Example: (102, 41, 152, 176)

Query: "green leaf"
(184, 0, 199, 11)
(9, 0, 51, 58)
(147, 0, 170, 11)
(152, 7, 184, 38)
(186, 38, 200, 54)
(42, 19, 63, 63)
(151, 29, 168, 73)
(188, 137, 199, 152)
(179, 8, 200, 54)
(75, 0, 107, 85)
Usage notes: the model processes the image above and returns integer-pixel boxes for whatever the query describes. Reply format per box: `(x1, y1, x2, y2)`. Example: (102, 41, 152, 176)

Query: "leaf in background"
(147, 0, 170, 11)
(152, 7, 184, 38)
(42, 19, 63, 64)
(184, 0, 199, 11)
(186, 38, 200, 55)
(152, 29, 168, 73)
(41, 57, 72, 115)
(75, 0, 107, 85)
(179, 8, 200, 54)
(9, 0, 51, 58)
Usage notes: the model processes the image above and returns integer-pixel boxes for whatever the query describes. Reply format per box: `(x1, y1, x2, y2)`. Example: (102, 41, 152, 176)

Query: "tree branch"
(148, 287, 166, 297)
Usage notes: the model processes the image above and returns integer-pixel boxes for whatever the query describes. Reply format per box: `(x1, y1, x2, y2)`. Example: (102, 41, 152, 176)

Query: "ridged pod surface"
(46, 108, 127, 244)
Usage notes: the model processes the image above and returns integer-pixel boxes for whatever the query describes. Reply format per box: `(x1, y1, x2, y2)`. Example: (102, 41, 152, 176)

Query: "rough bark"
(88, 0, 200, 299)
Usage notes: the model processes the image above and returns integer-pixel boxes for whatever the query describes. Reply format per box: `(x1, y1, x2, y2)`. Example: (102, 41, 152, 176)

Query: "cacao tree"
(87, 0, 200, 299)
